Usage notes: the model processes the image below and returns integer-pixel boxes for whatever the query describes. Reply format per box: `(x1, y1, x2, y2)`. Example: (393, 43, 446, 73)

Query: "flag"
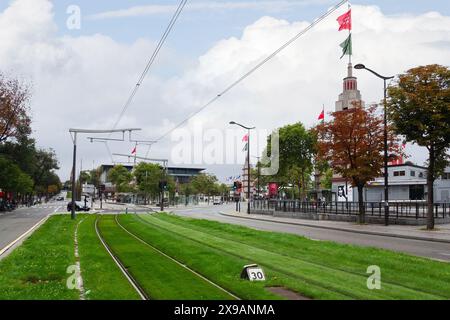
(318, 109, 325, 121)
(242, 134, 249, 142)
(242, 143, 248, 152)
(337, 9, 352, 31)
(131, 147, 137, 155)
(340, 34, 352, 59)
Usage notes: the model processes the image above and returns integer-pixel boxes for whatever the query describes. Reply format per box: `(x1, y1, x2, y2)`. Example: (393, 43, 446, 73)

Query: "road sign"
(240, 264, 266, 281)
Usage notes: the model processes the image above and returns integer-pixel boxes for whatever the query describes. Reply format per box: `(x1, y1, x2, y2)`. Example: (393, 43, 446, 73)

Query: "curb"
(218, 211, 450, 244)
(0, 214, 51, 258)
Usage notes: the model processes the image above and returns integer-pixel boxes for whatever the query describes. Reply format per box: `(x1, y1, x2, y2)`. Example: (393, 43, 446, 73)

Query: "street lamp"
(229, 121, 256, 214)
(354, 64, 394, 226)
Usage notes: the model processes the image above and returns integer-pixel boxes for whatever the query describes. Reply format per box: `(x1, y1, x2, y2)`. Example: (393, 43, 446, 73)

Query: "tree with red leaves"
(0, 73, 31, 144)
(315, 104, 401, 223)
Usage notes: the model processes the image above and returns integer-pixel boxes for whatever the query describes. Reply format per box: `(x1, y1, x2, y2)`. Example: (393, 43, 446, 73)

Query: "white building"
(332, 164, 450, 202)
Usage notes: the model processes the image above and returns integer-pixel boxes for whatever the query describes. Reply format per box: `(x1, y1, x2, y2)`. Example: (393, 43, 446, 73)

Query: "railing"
(251, 200, 450, 220)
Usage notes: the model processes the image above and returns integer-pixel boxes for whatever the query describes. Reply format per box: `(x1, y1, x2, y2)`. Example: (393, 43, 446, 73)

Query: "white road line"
(0, 214, 50, 258)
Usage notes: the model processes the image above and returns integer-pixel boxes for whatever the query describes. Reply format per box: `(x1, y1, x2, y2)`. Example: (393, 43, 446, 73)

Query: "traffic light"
(233, 182, 238, 191)
(159, 181, 168, 191)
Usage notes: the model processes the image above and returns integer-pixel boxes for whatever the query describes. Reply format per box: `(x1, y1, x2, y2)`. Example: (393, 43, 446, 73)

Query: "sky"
(0, 0, 449, 182)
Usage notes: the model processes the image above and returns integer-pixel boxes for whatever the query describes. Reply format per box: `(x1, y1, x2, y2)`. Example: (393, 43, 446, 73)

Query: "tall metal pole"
(71, 133, 77, 220)
(247, 129, 251, 214)
(383, 79, 390, 226)
(354, 65, 394, 226)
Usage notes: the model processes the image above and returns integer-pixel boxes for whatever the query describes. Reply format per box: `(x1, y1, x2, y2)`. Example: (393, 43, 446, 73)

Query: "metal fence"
(251, 200, 450, 220)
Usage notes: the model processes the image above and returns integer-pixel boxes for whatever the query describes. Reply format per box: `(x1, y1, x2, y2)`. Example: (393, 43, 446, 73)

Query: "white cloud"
(0, 0, 449, 181)
(88, 1, 333, 20)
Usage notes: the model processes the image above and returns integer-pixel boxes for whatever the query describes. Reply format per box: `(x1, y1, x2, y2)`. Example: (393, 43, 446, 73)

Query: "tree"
(133, 163, 164, 204)
(108, 165, 132, 193)
(190, 174, 218, 197)
(264, 123, 316, 199)
(0, 156, 33, 199)
(0, 73, 31, 144)
(316, 105, 400, 223)
(387, 64, 450, 229)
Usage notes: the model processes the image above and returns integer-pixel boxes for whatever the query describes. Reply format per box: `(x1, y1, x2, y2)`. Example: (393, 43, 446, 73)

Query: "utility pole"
(69, 128, 141, 220)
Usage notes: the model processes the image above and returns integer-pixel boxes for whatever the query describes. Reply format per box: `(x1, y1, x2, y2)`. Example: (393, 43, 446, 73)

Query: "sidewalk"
(220, 210, 450, 243)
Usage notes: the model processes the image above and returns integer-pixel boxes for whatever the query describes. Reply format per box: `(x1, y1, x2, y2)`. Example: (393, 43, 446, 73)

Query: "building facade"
(332, 164, 450, 203)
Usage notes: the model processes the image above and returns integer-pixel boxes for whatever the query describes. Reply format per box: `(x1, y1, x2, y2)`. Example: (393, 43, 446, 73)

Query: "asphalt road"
(0, 202, 63, 254)
(169, 204, 450, 262)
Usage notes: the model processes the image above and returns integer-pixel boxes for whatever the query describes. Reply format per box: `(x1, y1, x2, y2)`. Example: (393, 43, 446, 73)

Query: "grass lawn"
(154, 213, 450, 298)
(77, 216, 141, 300)
(97, 215, 235, 300)
(0, 215, 79, 300)
(125, 213, 450, 300)
(1, 213, 448, 300)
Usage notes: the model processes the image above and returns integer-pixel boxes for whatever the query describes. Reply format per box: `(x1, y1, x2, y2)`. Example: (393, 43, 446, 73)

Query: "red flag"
(242, 134, 249, 142)
(318, 110, 325, 121)
(131, 147, 137, 155)
(337, 9, 352, 31)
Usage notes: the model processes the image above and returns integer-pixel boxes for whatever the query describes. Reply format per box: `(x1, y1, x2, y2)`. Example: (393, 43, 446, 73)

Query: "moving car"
(213, 197, 223, 205)
(56, 196, 64, 201)
(67, 201, 91, 212)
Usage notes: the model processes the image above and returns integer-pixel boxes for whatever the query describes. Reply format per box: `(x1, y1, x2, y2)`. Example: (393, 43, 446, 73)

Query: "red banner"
(268, 183, 278, 197)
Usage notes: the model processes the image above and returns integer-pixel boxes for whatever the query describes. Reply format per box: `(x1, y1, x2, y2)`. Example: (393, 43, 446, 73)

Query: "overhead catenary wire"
(151, 0, 349, 146)
(109, 0, 188, 134)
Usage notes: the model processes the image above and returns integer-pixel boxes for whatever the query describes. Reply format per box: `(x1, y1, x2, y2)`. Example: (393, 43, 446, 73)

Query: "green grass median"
(97, 215, 235, 300)
(153, 213, 450, 298)
(128, 213, 450, 300)
(0, 215, 79, 300)
(77, 216, 141, 300)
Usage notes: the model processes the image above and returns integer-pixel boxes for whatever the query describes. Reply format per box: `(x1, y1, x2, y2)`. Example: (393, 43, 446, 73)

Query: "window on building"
(419, 172, 424, 178)
(441, 173, 450, 180)
(410, 185, 425, 200)
(394, 171, 406, 177)
(410, 171, 416, 177)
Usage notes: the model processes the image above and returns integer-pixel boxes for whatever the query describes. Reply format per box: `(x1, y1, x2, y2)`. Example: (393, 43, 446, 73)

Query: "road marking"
(439, 253, 450, 257)
(0, 214, 50, 258)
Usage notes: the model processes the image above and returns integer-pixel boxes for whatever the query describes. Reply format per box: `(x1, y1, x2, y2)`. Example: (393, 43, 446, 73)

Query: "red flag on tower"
(318, 109, 325, 121)
(131, 147, 137, 155)
(242, 134, 249, 142)
(337, 9, 352, 31)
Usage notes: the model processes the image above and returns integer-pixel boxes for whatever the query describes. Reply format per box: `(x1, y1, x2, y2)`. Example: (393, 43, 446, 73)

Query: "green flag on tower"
(340, 34, 352, 59)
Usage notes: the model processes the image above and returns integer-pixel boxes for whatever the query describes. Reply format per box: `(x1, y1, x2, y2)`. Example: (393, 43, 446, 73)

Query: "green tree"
(387, 64, 450, 229)
(264, 123, 316, 199)
(133, 163, 164, 203)
(108, 165, 132, 193)
(190, 174, 218, 199)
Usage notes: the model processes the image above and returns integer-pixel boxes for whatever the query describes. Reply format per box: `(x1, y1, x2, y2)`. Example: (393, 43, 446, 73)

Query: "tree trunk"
(357, 184, 365, 224)
(427, 147, 435, 230)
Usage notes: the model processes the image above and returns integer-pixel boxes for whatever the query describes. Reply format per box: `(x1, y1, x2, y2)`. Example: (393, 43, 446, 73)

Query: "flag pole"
(348, 1, 352, 65)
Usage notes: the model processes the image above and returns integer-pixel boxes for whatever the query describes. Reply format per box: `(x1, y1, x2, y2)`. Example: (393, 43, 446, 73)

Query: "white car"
(213, 198, 223, 205)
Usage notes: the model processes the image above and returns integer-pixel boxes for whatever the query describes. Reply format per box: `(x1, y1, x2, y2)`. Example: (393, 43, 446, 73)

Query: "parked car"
(67, 201, 91, 212)
(56, 196, 64, 201)
(213, 197, 223, 205)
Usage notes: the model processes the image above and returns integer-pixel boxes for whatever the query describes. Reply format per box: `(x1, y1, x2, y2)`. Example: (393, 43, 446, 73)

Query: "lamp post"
(230, 121, 255, 214)
(354, 64, 394, 226)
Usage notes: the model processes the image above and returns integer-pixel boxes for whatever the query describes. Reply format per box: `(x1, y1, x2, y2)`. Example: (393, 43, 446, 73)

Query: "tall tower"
(335, 63, 364, 112)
